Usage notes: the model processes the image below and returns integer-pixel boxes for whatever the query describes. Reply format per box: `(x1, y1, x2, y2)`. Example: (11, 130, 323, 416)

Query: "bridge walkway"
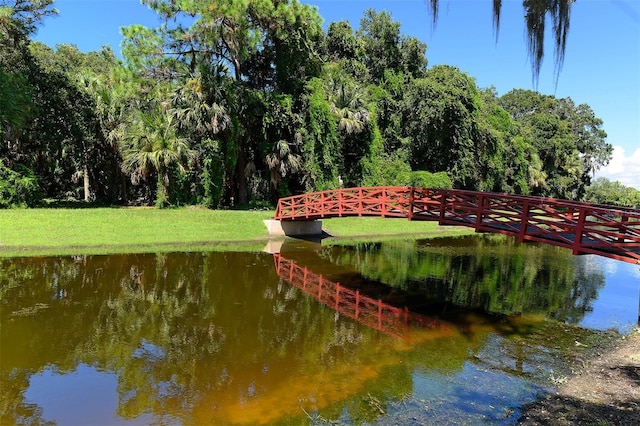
(274, 186, 640, 265)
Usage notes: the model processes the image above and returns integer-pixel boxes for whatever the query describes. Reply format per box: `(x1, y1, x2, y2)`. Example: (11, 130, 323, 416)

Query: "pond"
(1, 234, 638, 425)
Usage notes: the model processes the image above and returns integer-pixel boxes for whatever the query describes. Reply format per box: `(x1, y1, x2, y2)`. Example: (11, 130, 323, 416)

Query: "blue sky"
(34, 0, 640, 189)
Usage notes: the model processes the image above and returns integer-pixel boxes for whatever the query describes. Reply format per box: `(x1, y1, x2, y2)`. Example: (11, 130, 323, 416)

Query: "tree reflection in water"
(319, 234, 606, 321)
(0, 235, 619, 425)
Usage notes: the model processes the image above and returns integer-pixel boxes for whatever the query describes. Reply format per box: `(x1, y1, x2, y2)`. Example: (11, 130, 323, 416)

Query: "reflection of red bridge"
(273, 253, 446, 337)
(274, 186, 640, 264)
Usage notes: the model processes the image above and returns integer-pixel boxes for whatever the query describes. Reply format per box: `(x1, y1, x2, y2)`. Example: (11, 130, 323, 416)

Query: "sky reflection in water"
(1, 235, 638, 425)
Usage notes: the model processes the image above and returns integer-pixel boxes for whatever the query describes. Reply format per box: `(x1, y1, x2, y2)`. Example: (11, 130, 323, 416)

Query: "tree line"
(2, 0, 637, 209)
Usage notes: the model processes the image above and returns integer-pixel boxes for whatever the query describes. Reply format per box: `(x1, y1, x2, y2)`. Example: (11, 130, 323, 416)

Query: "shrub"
(0, 160, 41, 207)
(407, 171, 453, 189)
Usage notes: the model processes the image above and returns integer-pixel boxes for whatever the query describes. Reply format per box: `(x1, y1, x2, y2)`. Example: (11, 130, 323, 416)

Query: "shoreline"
(518, 327, 640, 425)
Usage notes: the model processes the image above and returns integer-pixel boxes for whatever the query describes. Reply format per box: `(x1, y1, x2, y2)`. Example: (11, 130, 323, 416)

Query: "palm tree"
(0, 68, 30, 141)
(321, 66, 373, 185)
(265, 139, 303, 188)
(169, 71, 231, 207)
(122, 107, 195, 207)
(170, 73, 231, 138)
(324, 69, 371, 135)
(528, 151, 548, 193)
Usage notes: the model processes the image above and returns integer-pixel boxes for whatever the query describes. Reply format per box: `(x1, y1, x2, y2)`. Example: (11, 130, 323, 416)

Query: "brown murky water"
(1, 235, 638, 425)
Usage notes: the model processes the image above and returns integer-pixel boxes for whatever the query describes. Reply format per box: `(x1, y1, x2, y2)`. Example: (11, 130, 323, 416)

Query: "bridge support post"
(264, 219, 323, 236)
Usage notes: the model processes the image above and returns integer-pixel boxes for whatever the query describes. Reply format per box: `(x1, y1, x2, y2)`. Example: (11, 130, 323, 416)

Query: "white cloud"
(596, 145, 640, 190)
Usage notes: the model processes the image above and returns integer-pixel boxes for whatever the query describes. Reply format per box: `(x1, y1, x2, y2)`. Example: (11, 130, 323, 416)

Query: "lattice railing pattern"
(274, 187, 640, 264)
(273, 253, 446, 337)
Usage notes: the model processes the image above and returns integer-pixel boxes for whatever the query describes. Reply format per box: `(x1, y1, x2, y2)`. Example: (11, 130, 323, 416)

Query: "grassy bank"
(322, 216, 472, 238)
(0, 207, 474, 257)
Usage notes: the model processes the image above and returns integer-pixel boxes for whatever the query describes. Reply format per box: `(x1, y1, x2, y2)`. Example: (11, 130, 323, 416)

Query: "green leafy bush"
(0, 160, 41, 208)
(407, 171, 453, 189)
(584, 177, 640, 208)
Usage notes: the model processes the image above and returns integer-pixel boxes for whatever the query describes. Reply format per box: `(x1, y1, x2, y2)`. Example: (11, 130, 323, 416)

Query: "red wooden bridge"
(273, 253, 449, 337)
(274, 186, 640, 265)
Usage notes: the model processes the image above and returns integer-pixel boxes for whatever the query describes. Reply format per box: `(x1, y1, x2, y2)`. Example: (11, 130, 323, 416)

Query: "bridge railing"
(274, 186, 640, 264)
(274, 186, 414, 220)
(434, 190, 640, 262)
(273, 253, 447, 337)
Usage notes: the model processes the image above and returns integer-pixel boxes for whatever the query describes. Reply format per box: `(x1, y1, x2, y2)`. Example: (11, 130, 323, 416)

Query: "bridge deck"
(274, 186, 640, 265)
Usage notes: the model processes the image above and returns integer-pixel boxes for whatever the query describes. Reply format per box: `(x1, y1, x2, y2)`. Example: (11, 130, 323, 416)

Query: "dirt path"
(518, 327, 640, 425)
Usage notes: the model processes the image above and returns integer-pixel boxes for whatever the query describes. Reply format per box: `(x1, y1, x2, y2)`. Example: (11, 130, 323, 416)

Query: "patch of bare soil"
(518, 327, 640, 425)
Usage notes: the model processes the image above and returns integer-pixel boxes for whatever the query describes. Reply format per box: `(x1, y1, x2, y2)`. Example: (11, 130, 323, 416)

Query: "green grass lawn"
(0, 207, 474, 257)
(322, 215, 470, 237)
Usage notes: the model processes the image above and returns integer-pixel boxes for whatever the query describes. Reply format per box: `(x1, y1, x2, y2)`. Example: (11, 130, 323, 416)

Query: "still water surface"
(1, 235, 638, 425)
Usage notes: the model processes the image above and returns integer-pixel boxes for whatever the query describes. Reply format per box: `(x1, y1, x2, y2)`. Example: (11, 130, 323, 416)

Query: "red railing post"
(381, 188, 387, 218)
(573, 207, 587, 255)
(519, 200, 530, 243)
(303, 267, 308, 289)
(408, 186, 415, 220)
(438, 189, 448, 224)
(619, 215, 628, 243)
(339, 189, 343, 217)
(304, 193, 309, 219)
(475, 193, 485, 230)
(565, 206, 577, 221)
(274, 253, 281, 273)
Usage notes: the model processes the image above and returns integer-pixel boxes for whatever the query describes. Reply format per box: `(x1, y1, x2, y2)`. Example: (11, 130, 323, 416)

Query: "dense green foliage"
(1, 0, 615, 208)
(322, 236, 605, 319)
(0, 158, 38, 206)
(406, 171, 452, 189)
(584, 177, 640, 209)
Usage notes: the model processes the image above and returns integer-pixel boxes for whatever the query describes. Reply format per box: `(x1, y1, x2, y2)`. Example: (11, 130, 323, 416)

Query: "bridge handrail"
(273, 186, 640, 264)
(273, 253, 447, 337)
(275, 186, 640, 221)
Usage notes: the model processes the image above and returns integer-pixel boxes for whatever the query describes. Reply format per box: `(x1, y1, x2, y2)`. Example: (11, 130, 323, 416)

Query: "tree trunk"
(83, 163, 90, 202)
(236, 148, 248, 205)
(155, 168, 170, 207)
(163, 171, 170, 201)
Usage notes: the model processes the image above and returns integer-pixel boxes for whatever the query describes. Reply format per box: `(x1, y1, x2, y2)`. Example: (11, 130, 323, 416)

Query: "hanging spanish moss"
(426, 0, 573, 86)
(493, 0, 502, 40)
